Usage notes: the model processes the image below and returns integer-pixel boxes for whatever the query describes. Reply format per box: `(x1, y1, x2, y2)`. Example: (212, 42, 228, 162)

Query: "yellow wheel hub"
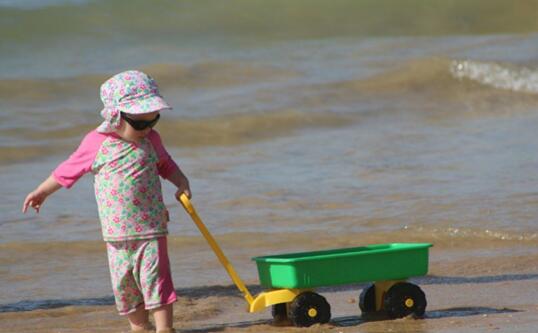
(404, 298, 414, 308)
(307, 308, 318, 317)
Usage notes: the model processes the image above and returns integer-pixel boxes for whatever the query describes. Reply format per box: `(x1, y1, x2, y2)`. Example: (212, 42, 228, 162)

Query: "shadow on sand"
(333, 306, 520, 327)
(173, 306, 520, 332)
(1, 273, 535, 313)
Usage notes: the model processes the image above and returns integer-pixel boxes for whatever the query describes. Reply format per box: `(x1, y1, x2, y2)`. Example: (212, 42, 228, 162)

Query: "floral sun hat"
(97, 70, 172, 133)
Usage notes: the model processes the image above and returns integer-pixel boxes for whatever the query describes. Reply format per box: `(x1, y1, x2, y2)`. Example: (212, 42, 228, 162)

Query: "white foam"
(450, 60, 538, 94)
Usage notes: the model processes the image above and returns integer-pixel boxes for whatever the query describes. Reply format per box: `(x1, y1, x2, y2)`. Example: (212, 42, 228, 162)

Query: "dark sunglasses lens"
(132, 122, 147, 131)
(122, 113, 160, 130)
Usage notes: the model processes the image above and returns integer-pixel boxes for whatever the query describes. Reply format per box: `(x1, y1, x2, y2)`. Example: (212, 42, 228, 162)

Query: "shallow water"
(1, 0, 538, 323)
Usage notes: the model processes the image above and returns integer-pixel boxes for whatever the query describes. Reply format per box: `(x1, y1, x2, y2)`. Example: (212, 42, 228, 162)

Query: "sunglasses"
(121, 112, 160, 130)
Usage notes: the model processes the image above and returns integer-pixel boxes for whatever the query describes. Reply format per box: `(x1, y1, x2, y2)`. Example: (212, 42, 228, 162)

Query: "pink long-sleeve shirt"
(53, 129, 180, 241)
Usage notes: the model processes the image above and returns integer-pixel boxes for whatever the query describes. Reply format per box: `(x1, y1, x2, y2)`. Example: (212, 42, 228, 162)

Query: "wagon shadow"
(332, 307, 520, 327)
(426, 307, 520, 319)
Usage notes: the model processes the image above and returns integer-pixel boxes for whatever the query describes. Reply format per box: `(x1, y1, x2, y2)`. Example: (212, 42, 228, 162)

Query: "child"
(22, 70, 190, 333)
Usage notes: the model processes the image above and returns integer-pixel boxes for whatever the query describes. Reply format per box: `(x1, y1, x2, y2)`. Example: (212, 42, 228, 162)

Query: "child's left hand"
(176, 187, 191, 199)
(169, 169, 191, 199)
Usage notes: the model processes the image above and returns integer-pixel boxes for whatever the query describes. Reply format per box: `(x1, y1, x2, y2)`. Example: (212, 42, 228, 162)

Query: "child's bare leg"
(127, 304, 150, 331)
(153, 303, 174, 332)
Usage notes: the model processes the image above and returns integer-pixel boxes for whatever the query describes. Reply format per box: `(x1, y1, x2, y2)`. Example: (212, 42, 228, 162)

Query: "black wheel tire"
(383, 282, 426, 319)
(288, 291, 331, 327)
(271, 303, 288, 322)
(359, 284, 376, 314)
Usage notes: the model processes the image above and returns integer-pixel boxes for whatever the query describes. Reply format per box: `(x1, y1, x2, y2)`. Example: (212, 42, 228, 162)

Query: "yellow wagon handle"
(177, 193, 255, 305)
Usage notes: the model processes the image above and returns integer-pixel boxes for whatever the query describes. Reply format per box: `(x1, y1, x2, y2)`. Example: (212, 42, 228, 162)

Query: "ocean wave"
(158, 109, 354, 147)
(0, 109, 356, 165)
(346, 58, 538, 96)
(0, 62, 298, 103)
(312, 57, 538, 116)
(450, 60, 538, 94)
(6, 109, 354, 146)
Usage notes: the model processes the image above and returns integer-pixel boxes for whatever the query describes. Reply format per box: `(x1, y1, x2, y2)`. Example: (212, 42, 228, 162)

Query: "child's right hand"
(22, 175, 62, 214)
(22, 189, 48, 213)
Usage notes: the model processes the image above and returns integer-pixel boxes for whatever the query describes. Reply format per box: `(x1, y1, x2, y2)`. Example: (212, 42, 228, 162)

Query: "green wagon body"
(252, 243, 432, 289)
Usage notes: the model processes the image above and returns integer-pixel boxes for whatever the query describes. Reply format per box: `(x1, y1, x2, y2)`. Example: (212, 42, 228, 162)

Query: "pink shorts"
(106, 237, 177, 315)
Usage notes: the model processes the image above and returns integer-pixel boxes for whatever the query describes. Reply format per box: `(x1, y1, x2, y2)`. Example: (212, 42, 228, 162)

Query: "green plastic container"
(252, 243, 432, 289)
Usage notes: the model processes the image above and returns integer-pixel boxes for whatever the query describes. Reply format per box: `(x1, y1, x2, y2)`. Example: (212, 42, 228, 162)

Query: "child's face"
(119, 111, 160, 140)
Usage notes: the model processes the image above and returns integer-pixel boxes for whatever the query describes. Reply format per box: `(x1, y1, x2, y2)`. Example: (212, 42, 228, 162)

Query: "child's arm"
(166, 168, 191, 199)
(22, 130, 105, 214)
(22, 175, 62, 213)
(148, 130, 192, 198)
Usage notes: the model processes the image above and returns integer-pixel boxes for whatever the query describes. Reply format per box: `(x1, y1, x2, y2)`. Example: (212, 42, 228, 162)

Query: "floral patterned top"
(53, 130, 180, 241)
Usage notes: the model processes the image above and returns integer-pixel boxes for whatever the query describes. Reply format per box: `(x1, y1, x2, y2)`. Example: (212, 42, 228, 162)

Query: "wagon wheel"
(383, 282, 426, 319)
(359, 284, 376, 315)
(271, 303, 288, 322)
(288, 291, 331, 327)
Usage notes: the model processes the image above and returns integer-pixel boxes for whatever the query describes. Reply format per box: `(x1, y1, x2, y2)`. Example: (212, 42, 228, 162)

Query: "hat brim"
(118, 94, 172, 114)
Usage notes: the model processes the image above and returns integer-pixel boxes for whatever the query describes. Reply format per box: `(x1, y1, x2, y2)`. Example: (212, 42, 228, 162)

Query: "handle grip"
(177, 192, 194, 214)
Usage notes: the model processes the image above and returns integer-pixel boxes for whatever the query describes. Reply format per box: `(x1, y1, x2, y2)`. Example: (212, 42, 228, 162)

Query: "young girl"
(22, 70, 190, 333)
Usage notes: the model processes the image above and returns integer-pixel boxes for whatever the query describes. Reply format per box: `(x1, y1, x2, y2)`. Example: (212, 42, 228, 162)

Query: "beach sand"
(2, 237, 538, 333)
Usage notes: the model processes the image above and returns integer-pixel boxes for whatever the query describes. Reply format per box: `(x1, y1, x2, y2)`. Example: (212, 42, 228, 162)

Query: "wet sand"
(2, 273, 538, 333)
(2, 234, 538, 333)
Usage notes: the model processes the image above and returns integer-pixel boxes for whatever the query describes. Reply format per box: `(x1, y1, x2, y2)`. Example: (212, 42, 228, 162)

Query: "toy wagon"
(179, 194, 432, 327)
